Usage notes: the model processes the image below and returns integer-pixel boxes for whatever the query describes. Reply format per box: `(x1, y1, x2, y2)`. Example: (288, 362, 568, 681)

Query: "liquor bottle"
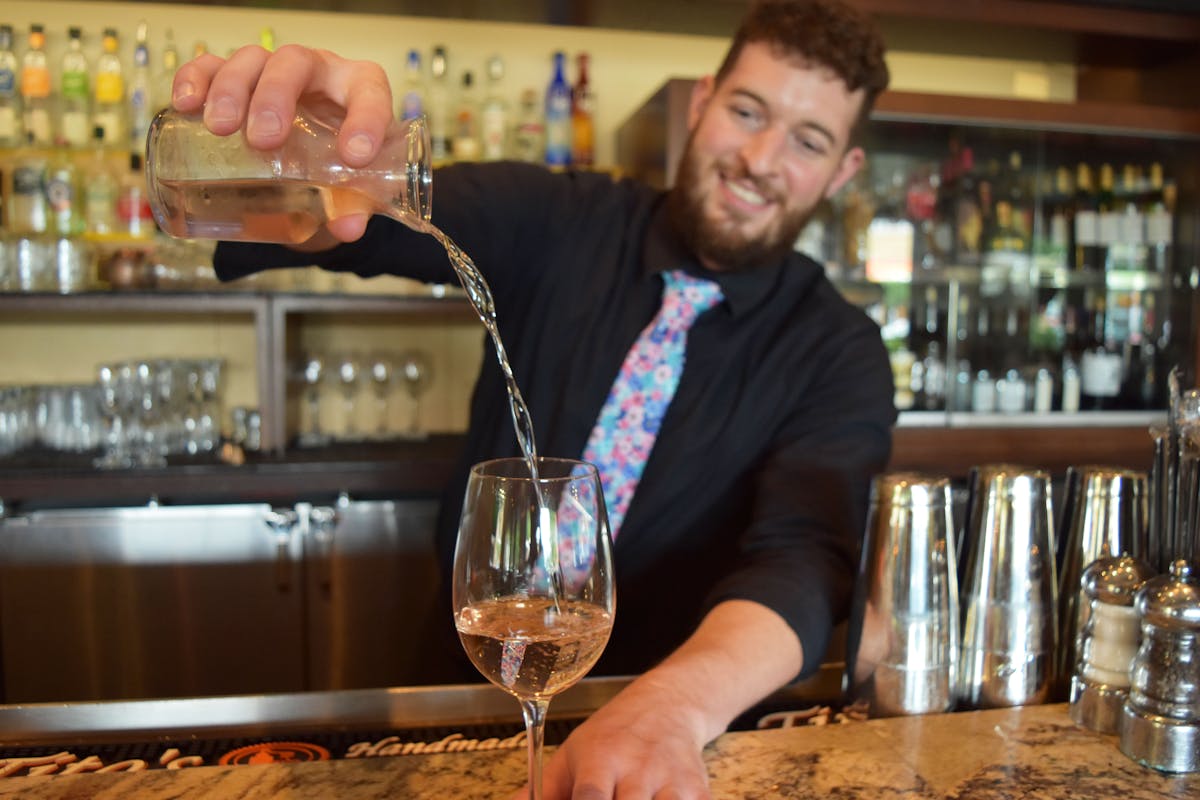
(19, 24, 53, 147)
(8, 132, 49, 235)
(156, 28, 179, 116)
(59, 26, 91, 149)
(1073, 163, 1100, 271)
(911, 285, 946, 410)
(1079, 294, 1122, 410)
(970, 303, 996, 413)
(544, 51, 572, 168)
(45, 143, 83, 236)
(931, 135, 960, 265)
(116, 151, 155, 240)
(954, 146, 983, 266)
(983, 199, 1027, 268)
(83, 125, 118, 237)
(1108, 164, 1147, 272)
(977, 158, 1000, 250)
(1096, 163, 1118, 270)
(865, 171, 914, 284)
(1060, 303, 1083, 414)
(996, 150, 1032, 244)
(994, 306, 1029, 415)
(129, 21, 154, 152)
(398, 49, 424, 122)
(426, 46, 450, 162)
(837, 170, 873, 275)
(1037, 166, 1072, 272)
(512, 87, 544, 164)
(0, 24, 19, 147)
(905, 163, 938, 271)
(480, 55, 509, 161)
(883, 301, 915, 412)
(570, 52, 595, 168)
(451, 70, 480, 162)
(1144, 162, 1173, 274)
(93, 28, 126, 147)
(950, 292, 973, 412)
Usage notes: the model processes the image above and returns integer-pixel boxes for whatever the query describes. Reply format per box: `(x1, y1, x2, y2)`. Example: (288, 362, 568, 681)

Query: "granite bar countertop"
(1, 703, 1196, 798)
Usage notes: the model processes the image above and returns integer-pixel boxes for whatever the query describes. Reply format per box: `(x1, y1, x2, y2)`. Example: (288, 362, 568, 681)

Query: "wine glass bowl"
(453, 457, 615, 798)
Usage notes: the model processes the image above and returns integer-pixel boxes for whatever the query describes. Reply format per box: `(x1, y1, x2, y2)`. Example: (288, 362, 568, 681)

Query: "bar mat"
(0, 716, 586, 778)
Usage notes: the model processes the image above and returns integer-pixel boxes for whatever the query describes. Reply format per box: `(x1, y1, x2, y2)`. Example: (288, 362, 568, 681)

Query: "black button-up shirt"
(215, 161, 897, 681)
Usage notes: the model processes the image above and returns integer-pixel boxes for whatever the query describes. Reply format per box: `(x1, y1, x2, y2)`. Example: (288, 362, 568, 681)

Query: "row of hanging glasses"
(293, 350, 434, 445)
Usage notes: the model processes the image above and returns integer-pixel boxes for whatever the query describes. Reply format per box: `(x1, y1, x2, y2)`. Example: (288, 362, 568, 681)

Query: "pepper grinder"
(1069, 553, 1154, 734)
(1118, 559, 1200, 773)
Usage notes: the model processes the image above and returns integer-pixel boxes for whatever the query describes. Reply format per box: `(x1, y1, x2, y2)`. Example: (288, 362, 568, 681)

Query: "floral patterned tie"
(582, 270, 724, 539)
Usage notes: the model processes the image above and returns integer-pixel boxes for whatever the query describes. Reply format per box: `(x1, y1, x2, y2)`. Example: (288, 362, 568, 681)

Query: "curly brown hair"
(716, 0, 890, 125)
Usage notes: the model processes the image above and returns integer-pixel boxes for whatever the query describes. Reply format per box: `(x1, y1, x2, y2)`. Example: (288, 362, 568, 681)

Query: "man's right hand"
(171, 44, 397, 244)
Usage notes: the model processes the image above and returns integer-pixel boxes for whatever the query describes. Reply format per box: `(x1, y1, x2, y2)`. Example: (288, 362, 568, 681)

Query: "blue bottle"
(544, 51, 571, 167)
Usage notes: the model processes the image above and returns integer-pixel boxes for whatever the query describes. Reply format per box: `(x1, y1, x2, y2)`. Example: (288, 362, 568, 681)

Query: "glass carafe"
(145, 105, 431, 243)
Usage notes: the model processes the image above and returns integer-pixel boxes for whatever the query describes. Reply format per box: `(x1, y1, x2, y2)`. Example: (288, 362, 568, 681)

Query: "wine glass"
(398, 348, 433, 438)
(453, 457, 615, 800)
(333, 352, 362, 441)
(366, 351, 395, 440)
(295, 353, 329, 446)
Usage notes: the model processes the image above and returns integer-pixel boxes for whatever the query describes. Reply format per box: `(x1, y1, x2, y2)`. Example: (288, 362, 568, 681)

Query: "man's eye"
(731, 106, 760, 125)
(793, 135, 828, 157)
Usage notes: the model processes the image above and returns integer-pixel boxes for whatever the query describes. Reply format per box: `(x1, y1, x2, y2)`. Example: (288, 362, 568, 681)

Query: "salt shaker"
(1069, 553, 1154, 734)
(1118, 559, 1200, 773)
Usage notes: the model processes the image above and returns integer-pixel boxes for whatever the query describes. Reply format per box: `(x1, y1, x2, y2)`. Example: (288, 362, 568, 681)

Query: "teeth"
(725, 180, 766, 206)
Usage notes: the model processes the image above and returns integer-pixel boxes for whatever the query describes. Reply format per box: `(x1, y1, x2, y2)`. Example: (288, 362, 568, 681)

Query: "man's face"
(669, 41, 866, 272)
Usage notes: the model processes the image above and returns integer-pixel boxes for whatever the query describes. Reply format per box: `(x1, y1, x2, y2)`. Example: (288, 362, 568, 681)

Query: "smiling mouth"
(721, 175, 772, 212)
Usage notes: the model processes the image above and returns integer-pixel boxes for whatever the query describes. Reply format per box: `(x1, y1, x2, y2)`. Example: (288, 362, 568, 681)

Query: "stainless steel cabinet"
(0, 498, 438, 704)
(300, 498, 439, 691)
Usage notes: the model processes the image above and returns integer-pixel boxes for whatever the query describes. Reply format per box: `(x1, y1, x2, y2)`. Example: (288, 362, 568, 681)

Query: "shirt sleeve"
(211, 162, 575, 291)
(703, 308, 896, 680)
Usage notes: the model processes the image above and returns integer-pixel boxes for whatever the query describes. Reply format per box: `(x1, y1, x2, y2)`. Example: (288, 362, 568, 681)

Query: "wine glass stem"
(408, 396, 421, 436)
(520, 697, 550, 800)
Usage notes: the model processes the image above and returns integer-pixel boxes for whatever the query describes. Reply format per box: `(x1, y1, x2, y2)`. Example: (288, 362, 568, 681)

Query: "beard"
(666, 139, 817, 273)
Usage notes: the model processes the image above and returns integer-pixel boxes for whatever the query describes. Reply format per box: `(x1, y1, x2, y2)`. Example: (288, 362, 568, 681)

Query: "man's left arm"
(536, 598, 801, 799)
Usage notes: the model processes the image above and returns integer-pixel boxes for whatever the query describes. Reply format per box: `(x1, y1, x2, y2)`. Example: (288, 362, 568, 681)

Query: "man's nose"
(738, 126, 785, 174)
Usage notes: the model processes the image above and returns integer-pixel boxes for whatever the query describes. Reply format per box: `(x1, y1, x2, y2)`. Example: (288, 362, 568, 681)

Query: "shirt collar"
(640, 197, 791, 319)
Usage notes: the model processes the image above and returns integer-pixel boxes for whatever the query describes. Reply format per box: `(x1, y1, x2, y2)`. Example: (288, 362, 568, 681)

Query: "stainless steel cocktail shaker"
(957, 464, 1057, 709)
(845, 472, 958, 717)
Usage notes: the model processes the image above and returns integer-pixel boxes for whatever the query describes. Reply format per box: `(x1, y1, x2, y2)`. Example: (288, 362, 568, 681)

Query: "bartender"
(174, 0, 895, 795)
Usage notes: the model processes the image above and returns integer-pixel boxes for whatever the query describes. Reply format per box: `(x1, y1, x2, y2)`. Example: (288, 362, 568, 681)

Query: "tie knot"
(660, 270, 723, 327)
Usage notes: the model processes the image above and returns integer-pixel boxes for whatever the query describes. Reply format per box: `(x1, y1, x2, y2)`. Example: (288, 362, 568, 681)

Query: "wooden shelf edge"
(853, 0, 1200, 43)
(0, 290, 475, 317)
(874, 91, 1200, 138)
(890, 424, 1154, 478)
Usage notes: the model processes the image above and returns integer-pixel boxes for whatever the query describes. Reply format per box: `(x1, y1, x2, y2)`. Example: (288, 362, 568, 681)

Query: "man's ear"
(687, 75, 716, 131)
(825, 145, 865, 199)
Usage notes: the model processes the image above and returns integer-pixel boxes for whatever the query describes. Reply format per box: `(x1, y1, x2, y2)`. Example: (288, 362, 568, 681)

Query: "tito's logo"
(218, 741, 331, 766)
